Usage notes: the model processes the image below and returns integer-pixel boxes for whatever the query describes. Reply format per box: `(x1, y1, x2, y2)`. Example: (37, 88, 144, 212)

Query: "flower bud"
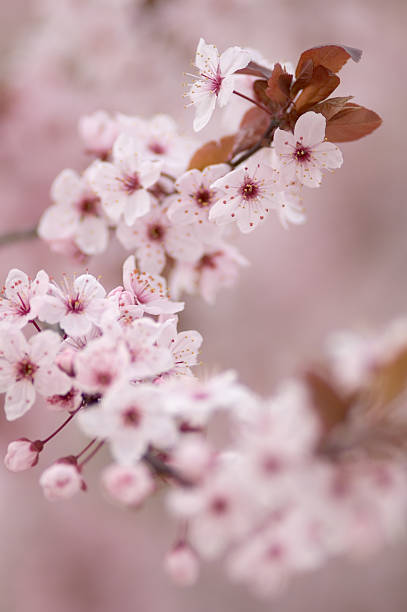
(4, 438, 43, 472)
(102, 463, 154, 506)
(55, 348, 76, 377)
(164, 542, 199, 586)
(39, 461, 83, 501)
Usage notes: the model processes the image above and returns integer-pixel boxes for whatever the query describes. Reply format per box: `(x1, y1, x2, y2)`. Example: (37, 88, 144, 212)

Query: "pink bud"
(55, 348, 76, 377)
(164, 542, 200, 586)
(78, 111, 118, 157)
(170, 435, 212, 481)
(4, 438, 43, 472)
(102, 463, 154, 506)
(39, 461, 83, 501)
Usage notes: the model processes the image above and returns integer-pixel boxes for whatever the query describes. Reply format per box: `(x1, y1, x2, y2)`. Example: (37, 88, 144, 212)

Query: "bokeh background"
(1, 0, 407, 610)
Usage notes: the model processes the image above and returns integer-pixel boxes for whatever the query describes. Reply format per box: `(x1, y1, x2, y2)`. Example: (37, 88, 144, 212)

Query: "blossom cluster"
(0, 37, 394, 599)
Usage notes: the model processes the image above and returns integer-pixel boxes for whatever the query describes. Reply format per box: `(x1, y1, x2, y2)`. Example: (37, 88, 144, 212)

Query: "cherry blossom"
(156, 318, 203, 378)
(164, 543, 200, 586)
(187, 38, 251, 131)
(117, 113, 196, 176)
(78, 110, 119, 158)
(87, 133, 162, 225)
(167, 164, 229, 226)
(36, 273, 107, 337)
(209, 150, 283, 233)
(78, 382, 178, 464)
(102, 462, 155, 506)
(39, 461, 84, 501)
(0, 329, 71, 420)
(273, 112, 343, 188)
(74, 336, 130, 394)
(169, 244, 249, 304)
(117, 203, 203, 274)
(4, 438, 43, 472)
(38, 168, 109, 256)
(0, 268, 50, 328)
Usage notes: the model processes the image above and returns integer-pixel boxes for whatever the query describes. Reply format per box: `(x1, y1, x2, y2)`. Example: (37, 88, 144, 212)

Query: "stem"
(41, 405, 82, 444)
(78, 440, 105, 468)
(143, 450, 193, 487)
(232, 90, 273, 116)
(161, 172, 176, 182)
(0, 226, 38, 248)
(30, 320, 42, 333)
(230, 119, 280, 168)
(75, 438, 97, 460)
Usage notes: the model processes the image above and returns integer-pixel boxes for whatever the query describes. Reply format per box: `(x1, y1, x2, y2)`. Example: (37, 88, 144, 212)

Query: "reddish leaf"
(188, 135, 236, 171)
(291, 59, 314, 97)
(253, 79, 271, 107)
(304, 371, 353, 435)
(232, 107, 270, 156)
(311, 96, 354, 120)
(368, 346, 407, 408)
(265, 63, 292, 107)
(235, 61, 272, 80)
(296, 44, 362, 78)
(295, 65, 340, 112)
(324, 103, 382, 142)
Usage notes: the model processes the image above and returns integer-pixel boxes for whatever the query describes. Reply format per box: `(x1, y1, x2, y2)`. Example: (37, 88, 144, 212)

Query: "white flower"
(188, 38, 251, 131)
(273, 112, 343, 188)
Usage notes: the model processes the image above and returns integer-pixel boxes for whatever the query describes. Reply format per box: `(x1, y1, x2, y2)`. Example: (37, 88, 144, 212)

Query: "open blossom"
(40, 461, 84, 501)
(36, 274, 107, 337)
(273, 112, 343, 188)
(117, 254, 184, 317)
(188, 38, 251, 131)
(74, 336, 130, 394)
(117, 203, 203, 274)
(38, 168, 109, 255)
(0, 268, 49, 328)
(156, 318, 203, 378)
(0, 329, 71, 420)
(117, 113, 196, 176)
(169, 244, 249, 304)
(167, 164, 229, 226)
(87, 133, 162, 225)
(209, 150, 283, 233)
(78, 382, 178, 464)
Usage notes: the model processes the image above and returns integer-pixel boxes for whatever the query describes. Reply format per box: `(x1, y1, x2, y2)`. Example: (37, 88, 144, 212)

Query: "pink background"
(1, 0, 407, 610)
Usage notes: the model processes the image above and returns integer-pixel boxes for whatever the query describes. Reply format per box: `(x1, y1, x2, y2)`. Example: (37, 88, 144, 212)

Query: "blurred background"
(1, 0, 407, 610)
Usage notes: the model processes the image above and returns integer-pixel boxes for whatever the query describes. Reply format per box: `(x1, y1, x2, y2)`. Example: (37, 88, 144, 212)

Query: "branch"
(0, 226, 38, 248)
(230, 119, 280, 168)
(143, 450, 193, 487)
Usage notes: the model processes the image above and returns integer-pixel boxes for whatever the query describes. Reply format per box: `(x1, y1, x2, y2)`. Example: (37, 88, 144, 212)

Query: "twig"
(0, 226, 38, 248)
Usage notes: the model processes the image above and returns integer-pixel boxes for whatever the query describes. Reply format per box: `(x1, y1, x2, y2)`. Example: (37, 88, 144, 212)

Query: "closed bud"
(4, 438, 43, 472)
(164, 542, 200, 586)
(39, 461, 83, 501)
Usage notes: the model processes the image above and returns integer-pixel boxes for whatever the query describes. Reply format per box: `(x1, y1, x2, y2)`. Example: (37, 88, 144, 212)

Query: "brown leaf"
(291, 59, 314, 97)
(232, 107, 270, 157)
(265, 63, 292, 107)
(253, 79, 271, 107)
(188, 135, 236, 171)
(235, 61, 273, 80)
(304, 371, 353, 435)
(324, 103, 382, 142)
(311, 96, 354, 120)
(295, 44, 362, 78)
(295, 65, 340, 112)
(369, 347, 407, 408)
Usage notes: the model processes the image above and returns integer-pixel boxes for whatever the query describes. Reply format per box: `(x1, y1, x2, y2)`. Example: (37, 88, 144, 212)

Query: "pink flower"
(117, 113, 196, 176)
(46, 387, 82, 412)
(0, 268, 50, 328)
(38, 168, 109, 255)
(117, 203, 203, 274)
(167, 164, 229, 226)
(78, 382, 177, 464)
(39, 461, 84, 501)
(102, 462, 155, 505)
(169, 244, 249, 305)
(156, 318, 203, 378)
(36, 274, 107, 337)
(4, 438, 43, 472)
(188, 38, 251, 131)
(119, 254, 184, 317)
(273, 112, 343, 188)
(74, 336, 130, 394)
(209, 151, 282, 233)
(78, 110, 119, 157)
(164, 543, 200, 586)
(0, 329, 71, 420)
(87, 133, 162, 225)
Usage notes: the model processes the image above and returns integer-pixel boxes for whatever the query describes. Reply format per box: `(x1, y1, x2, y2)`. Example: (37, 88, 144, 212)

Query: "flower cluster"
(1, 37, 396, 600)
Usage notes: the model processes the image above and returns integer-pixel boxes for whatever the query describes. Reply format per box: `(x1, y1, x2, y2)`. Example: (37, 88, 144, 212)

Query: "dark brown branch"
(143, 450, 193, 487)
(0, 226, 38, 247)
